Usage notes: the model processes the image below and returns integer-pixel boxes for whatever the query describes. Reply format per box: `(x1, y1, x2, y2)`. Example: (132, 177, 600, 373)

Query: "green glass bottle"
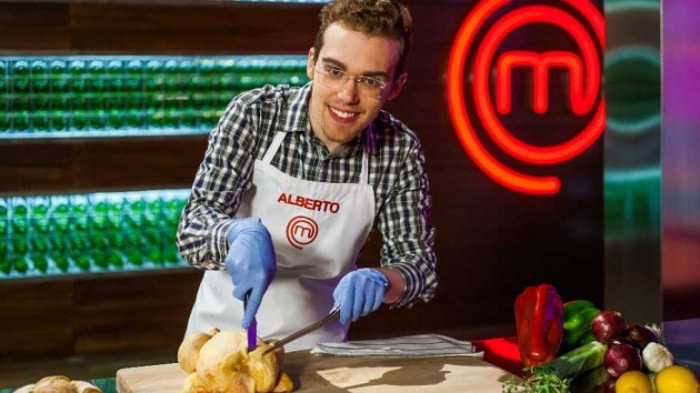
(12, 218, 28, 234)
(51, 252, 70, 272)
(106, 109, 125, 130)
(125, 60, 143, 91)
(163, 248, 181, 265)
(107, 201, 121, 230)
(164, 59, 179, 91)
(32, 94, 50, 111)
(88, 110, 107, 130)
(181, 108, 198, 129)
(125, 247, 142, 266)
(30, 60, 49, 92)
(107, 250, 123, 269)
(0, 259, 10, 275)
(0, 201, 8, 232)
(51, 110, 67, 131)
(147, 246, 163, 265)
(30, 237, 49, 253)
(12, 238, 29, 255)
(148, 109, 166, 130)
(50, 60, 68, 93)
(12, 111, 30, 132)
(72, 252, 91, 271)
(92, 250, 109, 269)
(107, 60, 123, 75)
(30, 253, 49, 273)
(12, 257, 29, 274)
(106, 60, 124, 110)
(51, 203, 70, 233)
(0, 110, 9, 132)
(68, 60, 87, 92)
(0, 60, 6, 92)
(89, 232, 108, 248)
(12, 201, 28, 233)
(12, 95, 29, 111)
(51, 236, 67, 252)
(108, 232, 125, 248)
(178, 59, 194, 92)
(50, 95, 69, 111)
(88, 59, 104, 76)
(12, 60, 30, 93)
(164, 109, 180, 129)
(31, 110, 50, 132)
(126, 109, 143, 129)
(31, 199, 50, 233)
(71, 110, 88, 130)
(70, 201, 88, 232)
(145, 59, 162, 91)
(92, 200, 109, 230)
(84, 93, 103, 112)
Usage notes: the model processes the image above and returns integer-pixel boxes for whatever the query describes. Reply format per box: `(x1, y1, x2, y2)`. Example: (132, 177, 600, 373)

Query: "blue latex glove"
(332, 268, 388, 324)
(224, 217, 276, 329)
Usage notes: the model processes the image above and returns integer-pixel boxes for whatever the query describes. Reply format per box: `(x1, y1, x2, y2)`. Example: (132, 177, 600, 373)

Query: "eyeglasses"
(313, 66, 388, 99)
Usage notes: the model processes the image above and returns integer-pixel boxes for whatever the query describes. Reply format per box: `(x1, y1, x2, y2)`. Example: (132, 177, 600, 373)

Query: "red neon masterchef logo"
(447, 0, 605, 195)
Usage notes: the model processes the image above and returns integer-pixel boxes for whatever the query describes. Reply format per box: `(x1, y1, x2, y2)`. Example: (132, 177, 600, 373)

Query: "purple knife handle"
(248, 318, 257, 351)
(244, 291, 257, 351)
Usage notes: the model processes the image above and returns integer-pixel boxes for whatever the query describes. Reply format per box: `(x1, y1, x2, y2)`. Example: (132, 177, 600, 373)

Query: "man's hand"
(332, 268, 388, 324)
(224, 217, 276, 329)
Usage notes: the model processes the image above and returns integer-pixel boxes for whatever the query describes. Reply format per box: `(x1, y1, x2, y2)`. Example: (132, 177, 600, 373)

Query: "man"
(177, 0, 437, 351)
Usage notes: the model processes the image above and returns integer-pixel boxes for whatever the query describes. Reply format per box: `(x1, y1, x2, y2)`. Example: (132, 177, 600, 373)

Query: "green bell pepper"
(559, 299, 601, 354)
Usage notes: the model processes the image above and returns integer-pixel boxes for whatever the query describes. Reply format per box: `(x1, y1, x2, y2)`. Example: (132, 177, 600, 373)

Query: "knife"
(263, 309, 340, 354)
(243, 291, 257, 352)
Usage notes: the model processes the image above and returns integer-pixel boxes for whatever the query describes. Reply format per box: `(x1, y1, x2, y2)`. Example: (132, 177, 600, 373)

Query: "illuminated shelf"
(0, 189, 192, 279)
(0, 55, 309, 139)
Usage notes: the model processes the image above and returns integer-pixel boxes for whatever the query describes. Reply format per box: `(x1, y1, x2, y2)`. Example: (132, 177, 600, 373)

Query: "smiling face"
(306, 22, 407, 153)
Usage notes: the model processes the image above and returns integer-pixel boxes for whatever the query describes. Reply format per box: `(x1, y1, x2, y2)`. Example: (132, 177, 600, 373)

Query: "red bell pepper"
(514, 284, 564, 367)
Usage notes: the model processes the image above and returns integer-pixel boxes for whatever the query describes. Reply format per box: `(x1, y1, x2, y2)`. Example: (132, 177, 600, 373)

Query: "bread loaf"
(13, 375, 101, 393)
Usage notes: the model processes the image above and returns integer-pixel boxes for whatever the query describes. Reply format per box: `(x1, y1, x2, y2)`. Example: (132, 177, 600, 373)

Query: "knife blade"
(243, 291, 257, 352)
(263, 309, 340, 354)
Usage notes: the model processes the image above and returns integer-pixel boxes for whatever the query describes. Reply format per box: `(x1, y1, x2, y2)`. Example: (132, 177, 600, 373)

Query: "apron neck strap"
(262, 132, 287, 164)
(262, 132, 370, 185)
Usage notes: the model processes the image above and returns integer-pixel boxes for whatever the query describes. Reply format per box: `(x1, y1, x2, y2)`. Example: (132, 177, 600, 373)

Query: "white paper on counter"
(310, 334, 484, 357)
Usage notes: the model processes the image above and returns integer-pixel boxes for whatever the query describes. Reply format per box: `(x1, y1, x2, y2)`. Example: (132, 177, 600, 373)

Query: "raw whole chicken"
(177, 328, 294, 393)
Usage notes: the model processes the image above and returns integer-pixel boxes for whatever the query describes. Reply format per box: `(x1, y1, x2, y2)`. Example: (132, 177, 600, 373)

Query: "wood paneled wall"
(0, 0, 604, 359)
(0, 269, 203, 359)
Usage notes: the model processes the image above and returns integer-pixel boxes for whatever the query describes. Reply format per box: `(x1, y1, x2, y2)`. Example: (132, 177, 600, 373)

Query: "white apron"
(186, 131, 375, 350)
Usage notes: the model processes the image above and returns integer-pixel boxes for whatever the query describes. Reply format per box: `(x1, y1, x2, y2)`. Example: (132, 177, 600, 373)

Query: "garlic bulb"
(642, 342, 674, 373)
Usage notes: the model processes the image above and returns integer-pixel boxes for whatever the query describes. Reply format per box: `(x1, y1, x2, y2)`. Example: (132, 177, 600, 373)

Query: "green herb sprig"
(502, 366, 572, 393)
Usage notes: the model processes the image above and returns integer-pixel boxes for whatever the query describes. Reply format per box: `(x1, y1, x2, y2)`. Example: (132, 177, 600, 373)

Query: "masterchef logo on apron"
(285, 215, 317, 249)
(277, 193, 341, 249)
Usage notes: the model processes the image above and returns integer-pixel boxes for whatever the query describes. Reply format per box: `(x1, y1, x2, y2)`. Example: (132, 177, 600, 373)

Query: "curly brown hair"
(312, 0, 414, 81)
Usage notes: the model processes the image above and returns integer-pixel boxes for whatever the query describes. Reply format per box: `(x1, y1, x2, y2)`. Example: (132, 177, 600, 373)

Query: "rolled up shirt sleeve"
(176, 99, 258, 270)
(376, 131, 437, 308)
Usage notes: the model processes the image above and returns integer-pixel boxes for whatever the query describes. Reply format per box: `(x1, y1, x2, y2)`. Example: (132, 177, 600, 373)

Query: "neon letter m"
(496, 51, 595, 115)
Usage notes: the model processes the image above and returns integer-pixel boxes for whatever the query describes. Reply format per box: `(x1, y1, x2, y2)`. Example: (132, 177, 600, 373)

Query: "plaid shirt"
(176, 82, 436, 308)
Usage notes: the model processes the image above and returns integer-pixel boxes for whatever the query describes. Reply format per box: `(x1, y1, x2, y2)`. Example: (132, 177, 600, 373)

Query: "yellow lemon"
(615, 370, 653, 393)
(655, 365, 700, 393)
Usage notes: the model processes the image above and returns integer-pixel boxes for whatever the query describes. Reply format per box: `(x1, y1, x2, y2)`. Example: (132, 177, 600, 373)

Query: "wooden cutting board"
(117, 351, 520, 393)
